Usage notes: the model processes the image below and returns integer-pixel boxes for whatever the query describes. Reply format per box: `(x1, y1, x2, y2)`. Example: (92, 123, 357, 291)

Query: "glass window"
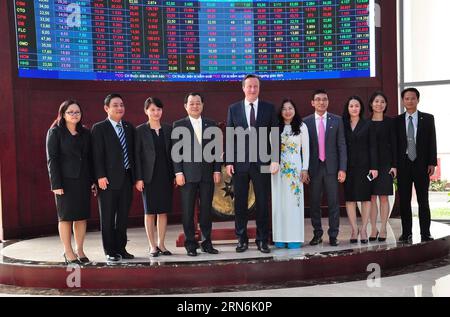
(403, 0, 450, 83)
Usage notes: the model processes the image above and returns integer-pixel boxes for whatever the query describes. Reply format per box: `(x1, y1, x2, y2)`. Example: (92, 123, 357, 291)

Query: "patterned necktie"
(318, 116, 326, 162)
(116, 124, 130, 169)
(407, 116, 417, 161)
(249, 103, 256, 127)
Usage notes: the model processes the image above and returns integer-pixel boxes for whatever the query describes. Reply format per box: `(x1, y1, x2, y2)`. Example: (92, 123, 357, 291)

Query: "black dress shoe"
(118, 250, 134, 259)
(398, 234, 413, 244)
(106, 254, 121, 262)
(329, 238, 339, 247)
(256, 242, 270, 253)
(187, 249, 197, 256)
(235, 241, 248, 253)
(201, 244, 219, 254)
(309, 236, 323, 246)
(421, 235, 434, 242)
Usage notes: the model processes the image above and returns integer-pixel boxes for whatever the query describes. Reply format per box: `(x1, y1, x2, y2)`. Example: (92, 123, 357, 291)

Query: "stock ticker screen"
(14, 0, 376, 82)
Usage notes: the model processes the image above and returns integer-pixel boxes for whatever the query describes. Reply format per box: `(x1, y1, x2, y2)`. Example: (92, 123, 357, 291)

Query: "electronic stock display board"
(14, 0, 375, 82)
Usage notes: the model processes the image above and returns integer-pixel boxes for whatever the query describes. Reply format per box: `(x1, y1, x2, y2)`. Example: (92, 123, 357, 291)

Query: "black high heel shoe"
(63, 253, 82, 265)
(149, 248, 160, 257)
(378, 230, 387, 242)
(369, 231, 379, 242)
(350, 229, 359, 244)
(157, 246, 172, 256)
(77, 256, 91, 264)
(360, 230, 368, 244)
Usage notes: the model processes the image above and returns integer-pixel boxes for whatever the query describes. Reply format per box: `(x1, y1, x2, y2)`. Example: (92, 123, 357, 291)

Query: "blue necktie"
(117, 124, 130, 169)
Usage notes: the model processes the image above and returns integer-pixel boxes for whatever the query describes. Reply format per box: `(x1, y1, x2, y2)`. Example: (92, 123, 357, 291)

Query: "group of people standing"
(272, 87, 437, 249)
(46, 91, 223, 263)
(46, 74, 437, 264)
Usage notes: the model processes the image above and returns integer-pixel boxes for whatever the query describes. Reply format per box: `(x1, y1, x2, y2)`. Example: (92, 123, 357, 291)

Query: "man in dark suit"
(172, 92, 222, 256)
(226, 74, 279, 254)
(395, 88, 437, 243)
(303, 89, 347, 247)
(91, 94, 135, 262)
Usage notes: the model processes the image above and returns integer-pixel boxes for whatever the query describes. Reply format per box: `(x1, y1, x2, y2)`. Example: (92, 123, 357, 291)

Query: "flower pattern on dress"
(280, 132, 302, 207)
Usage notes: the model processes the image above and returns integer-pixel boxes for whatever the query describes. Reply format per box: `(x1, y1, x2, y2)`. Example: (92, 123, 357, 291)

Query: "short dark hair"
(311, 89, 328, 101)
(144, 97, 163, 110)
(401, 87, 420, 99)
(368, 91, 388, 113)
(242, 74, 261, 87)
(104, 93, 123, 106)
(342, 95, 365, 122)
(184, 92, 204, 104)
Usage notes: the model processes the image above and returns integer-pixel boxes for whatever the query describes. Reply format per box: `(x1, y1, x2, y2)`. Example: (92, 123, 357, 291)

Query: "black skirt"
(372, 166, 394, 196)
(344, 167, 372, 202)
(55, 177, 91, 221)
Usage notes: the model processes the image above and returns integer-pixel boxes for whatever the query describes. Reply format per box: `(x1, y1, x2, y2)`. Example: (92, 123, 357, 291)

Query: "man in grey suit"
(303, 89, 347, 246)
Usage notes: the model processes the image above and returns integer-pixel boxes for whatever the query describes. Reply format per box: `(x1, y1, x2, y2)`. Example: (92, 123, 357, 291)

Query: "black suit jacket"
(135, 122, 173, 183)
(172, 117, 221, 183)
(395, 111, 437, 169)
(91, 119, 135, 190)
(373, 116, 397, 168)
(225, 100, 278, 172)
(344, 119, 378, 170)
(46, 125, 92, 190)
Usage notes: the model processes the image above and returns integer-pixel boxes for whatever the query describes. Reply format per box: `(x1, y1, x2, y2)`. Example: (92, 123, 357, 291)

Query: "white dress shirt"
(244, 99, 258, 128)
(108, 117, 123, 138)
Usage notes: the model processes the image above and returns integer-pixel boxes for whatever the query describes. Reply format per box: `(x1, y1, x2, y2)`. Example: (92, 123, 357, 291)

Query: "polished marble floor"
(2, 218, 448, 264)
(0, 255, 449, 297)
(0, 218, 449, 297)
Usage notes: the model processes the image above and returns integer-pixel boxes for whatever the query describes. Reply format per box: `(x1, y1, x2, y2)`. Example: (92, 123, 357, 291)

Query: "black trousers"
(309, 162, 340, 239)
(398, 158, 431, 236)
(98, 172, 133, 256)
(180, 181, 214, 250)
(233, 164, 270, 244)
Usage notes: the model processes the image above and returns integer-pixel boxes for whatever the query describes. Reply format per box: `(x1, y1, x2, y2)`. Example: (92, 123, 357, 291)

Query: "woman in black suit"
(368, 92, 397, 242)
(342, 96, 378, 244)
(135, 97, 174, 257)
(46, 100, 94, 264)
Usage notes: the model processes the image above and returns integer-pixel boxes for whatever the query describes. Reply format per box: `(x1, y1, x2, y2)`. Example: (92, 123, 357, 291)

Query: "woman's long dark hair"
(278, 99, 303, 136)
(342, 95, 365, 123)
(50, 99, 84, 133)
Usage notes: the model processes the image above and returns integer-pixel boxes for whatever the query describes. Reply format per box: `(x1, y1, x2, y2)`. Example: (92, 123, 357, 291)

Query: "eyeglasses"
(65, 111, 81, 116)
(314, 98, 329, 102)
